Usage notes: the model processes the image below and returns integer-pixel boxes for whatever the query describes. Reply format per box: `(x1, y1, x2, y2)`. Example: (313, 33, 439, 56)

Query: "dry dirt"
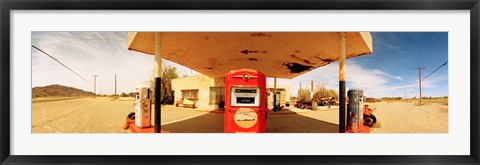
(32, 97, 448, 133)
(32, 97, 134, 133)
(366, 101, 448, 133)
(295, 101, 448, 133)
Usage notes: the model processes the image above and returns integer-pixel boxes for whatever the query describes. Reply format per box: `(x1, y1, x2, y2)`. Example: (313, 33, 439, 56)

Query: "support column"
(273, 77, 277, 110)
(339, 32, 347, 133)
(154, 32, 162, 133)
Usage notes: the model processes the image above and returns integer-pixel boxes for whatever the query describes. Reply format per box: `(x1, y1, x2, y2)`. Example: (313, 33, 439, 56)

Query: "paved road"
(160, 107, 340, 133)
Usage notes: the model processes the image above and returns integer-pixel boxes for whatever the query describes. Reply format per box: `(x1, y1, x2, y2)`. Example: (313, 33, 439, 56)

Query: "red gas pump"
(224, 69, 267, 133)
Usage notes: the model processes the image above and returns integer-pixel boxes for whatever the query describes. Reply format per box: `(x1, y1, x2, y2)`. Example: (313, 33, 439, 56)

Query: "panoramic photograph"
(31, 32, 448, 133)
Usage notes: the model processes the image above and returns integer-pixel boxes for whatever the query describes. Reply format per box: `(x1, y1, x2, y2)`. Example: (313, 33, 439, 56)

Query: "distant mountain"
(32, 84, 94, 97)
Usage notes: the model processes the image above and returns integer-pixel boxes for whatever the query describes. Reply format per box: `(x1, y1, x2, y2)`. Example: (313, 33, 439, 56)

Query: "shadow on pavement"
(161, 111, 338, 133)
(161, 113, 224, 133)
(266, 113, 338, 133)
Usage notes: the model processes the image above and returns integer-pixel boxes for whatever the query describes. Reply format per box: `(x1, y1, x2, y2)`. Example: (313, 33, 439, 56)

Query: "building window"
(209, 87, 225, 104)
(182, 90, 199, 100)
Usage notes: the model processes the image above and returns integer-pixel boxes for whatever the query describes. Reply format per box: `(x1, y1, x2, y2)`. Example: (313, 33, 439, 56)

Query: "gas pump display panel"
(230, 87, 260, 107)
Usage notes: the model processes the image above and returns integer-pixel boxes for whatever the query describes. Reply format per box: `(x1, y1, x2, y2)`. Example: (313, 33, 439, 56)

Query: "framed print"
(1, 0, 479, 164)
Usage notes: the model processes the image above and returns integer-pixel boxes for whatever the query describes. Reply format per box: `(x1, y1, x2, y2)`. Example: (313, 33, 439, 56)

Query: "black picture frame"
(1, 0, 479, 164)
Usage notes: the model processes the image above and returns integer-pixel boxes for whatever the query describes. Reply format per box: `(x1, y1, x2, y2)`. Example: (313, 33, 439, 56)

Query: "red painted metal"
(125, 116, 168, 133)
(224, 69, 267, 133)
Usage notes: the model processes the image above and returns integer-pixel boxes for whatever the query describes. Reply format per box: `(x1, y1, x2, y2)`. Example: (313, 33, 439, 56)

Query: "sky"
(32, 32, 448, 98)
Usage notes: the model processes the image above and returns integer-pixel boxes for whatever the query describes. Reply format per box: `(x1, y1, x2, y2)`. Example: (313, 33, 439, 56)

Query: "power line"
(32, 45, 92, 85)
(45, 38, 125, 48)
(406, 61, 448, 95)
(422, 61, 448, 81)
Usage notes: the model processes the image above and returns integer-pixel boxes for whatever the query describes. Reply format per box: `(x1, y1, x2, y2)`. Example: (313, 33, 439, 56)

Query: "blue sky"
(32, 32, 448, 98)
(273, 32, 448, 98)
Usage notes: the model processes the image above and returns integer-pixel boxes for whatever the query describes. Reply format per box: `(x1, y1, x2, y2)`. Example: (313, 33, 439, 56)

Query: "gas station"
(125, 32, 373, 133)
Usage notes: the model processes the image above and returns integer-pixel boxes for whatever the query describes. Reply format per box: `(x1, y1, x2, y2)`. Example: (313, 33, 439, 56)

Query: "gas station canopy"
(128, 32, 373, 79)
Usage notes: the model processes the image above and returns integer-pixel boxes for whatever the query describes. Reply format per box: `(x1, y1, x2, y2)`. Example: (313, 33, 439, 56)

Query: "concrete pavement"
(160, 106, 340, 133)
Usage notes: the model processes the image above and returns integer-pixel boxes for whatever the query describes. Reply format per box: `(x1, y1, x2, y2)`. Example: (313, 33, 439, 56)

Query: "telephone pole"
(92, 75, 98, 96)
(299, 82, 302, 99)
(416, 67, 425, 105)
(115, 74, 117, 97)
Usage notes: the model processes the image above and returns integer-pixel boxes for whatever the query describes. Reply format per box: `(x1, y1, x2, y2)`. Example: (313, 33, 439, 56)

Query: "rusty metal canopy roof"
(128, 32, 373, 79)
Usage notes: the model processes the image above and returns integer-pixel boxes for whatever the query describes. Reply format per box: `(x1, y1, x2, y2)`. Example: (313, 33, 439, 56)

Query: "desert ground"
(294, 101, 448, 133)
(32, 97, 134, 133)
(366, 101, 448, 133)
(32, 97, 448, 133)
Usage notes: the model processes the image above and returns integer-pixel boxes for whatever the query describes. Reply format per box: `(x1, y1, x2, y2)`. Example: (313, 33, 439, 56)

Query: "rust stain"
(241, 50, 260, 55)
(303, 60, 311, 64)
(206, 67, 213, 70)
(290, 54, 312, 64)
(262, 51, 268, 53)
(290, 54, 301, 60)
(251, 33, 271, 37)
(294, 50, 301, 53)
(314, 56, 335, 63)
(208, 57, 218, 65)
(282, 62, 313, 73)
(241, 50, 248, 54)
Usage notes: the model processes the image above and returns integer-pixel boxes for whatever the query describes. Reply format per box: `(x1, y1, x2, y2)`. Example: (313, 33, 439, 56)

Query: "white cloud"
(32, 32, 154, 94)
(31, 32, 446, 97)
(267, 61, 412, 98)
(32, 31, 206, 94)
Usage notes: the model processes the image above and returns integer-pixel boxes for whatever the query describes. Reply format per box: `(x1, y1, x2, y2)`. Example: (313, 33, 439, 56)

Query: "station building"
(172, 75, 290, 110)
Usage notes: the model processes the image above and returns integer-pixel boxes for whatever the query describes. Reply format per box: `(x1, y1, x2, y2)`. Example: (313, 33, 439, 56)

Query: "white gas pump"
(135, 86, 151, 128)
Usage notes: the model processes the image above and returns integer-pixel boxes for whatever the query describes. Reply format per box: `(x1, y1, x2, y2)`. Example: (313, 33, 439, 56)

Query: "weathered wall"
(172, 75, 215, 109)
(266, 84, 291, 108)
(172, 76, 290, 110)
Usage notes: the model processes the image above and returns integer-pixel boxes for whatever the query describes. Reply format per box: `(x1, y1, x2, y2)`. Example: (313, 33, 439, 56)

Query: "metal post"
(339, 32, 347, 133)
(274, 77, 277, 109)
(154, 32, 162, 133)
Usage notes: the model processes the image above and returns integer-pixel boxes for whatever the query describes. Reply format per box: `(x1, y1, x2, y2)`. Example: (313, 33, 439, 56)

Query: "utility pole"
(92, 75, 98, 96)
(299, 82, 302, 99)
(115, 74, 117, 97)
(416, 67, 424, 105)
(405, 90, 407, 102)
